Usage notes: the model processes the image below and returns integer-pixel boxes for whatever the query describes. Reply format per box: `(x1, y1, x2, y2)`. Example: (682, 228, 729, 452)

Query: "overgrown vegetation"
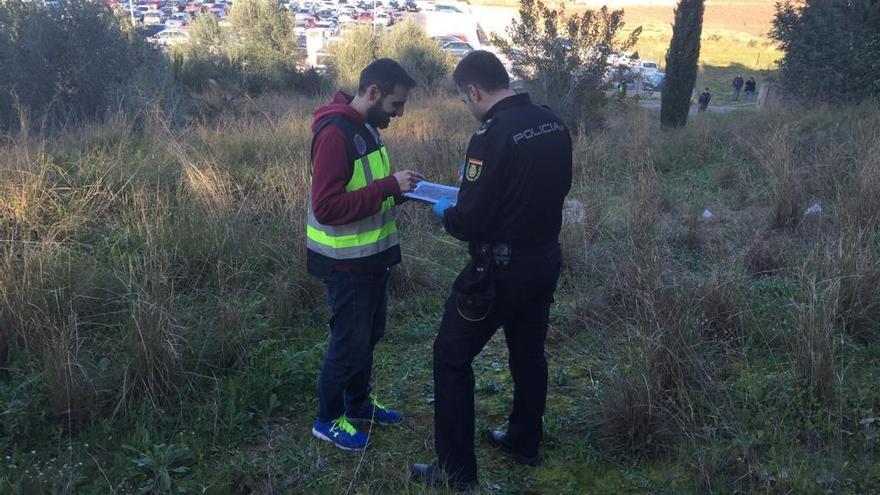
(1, 0, 880, 493)
(329, 21, 453, 91)
(0, 0, 167, 129)
(771, 0, 880, 101)
(2, 93, 880, 493)
(491, 0, 640, 125)
(172, 0, 319, 95)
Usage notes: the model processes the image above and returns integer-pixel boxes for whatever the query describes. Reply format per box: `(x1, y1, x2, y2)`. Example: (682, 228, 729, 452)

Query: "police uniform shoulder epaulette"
(474, 117, 496, 136)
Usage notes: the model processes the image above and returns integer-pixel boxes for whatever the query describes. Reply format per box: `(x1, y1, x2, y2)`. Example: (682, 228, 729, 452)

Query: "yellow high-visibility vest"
(307, 120, 398, 260)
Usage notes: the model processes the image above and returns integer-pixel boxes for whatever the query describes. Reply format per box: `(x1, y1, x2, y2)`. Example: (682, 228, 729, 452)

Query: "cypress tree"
(660, 0, 705, 128)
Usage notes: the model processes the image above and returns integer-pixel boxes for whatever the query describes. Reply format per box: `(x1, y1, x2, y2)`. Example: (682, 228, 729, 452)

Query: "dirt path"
(638, 99, 759, 114)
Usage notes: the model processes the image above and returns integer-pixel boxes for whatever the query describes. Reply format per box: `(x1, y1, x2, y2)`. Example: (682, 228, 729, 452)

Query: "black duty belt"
(474, 240, 559, 267)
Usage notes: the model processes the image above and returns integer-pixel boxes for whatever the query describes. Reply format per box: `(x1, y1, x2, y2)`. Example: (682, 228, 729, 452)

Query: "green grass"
(2, 96, 880, 494)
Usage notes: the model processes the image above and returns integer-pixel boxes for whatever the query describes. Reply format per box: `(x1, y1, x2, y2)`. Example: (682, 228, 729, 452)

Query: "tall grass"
(0, 93, 477, 425)
(2, 92, 880, 492)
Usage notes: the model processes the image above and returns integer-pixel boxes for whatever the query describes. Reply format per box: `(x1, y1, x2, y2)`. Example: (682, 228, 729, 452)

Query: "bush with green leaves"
(172, 14, 238, 90)
(491, 0, 640, 126)
(330, 22, 451, 92)
(379, 20, 452, 90)
(227, 0, 302, 92)
(0, 0, 165, 129)
(328, 25, 381, 90)
(771, 0, 880, 102)
(174, 0, 313, 94)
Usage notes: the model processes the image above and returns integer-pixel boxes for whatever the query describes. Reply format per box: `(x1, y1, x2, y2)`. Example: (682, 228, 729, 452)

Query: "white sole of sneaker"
(311, 428, 368, 451)
(346, 417, 403, 426)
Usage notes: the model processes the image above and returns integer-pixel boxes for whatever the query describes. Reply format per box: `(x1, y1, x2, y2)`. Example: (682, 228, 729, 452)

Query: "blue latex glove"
(432, 197, 452, 219)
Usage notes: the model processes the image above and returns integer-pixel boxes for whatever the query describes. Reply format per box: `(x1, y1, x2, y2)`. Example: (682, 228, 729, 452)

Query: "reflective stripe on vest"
(307, 146, 399, 260)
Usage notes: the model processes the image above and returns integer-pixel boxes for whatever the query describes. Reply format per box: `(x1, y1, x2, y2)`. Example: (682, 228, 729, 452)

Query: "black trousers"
(433, 244, 562, 483)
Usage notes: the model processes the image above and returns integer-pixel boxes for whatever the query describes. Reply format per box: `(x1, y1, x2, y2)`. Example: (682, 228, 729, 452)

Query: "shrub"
(175, 1, 313, 95)
(329, 25, 381, 90)
(379, 20, 452, 90)
(329, 22, 450, 92)
(771, 0, 880, 102)
(0, 0, 163, 129)
(492, 0, 640, 126)
(227, 0, 302, 92)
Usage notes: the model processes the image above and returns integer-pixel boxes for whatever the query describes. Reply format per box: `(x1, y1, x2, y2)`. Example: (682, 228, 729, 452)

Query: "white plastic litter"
(702, 209, 714, 218)
(804, 203, 822, 216)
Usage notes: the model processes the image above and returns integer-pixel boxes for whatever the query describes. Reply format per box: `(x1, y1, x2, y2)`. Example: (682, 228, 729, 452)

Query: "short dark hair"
(358, 58, 417, 95)
(452, 50, 510, 92)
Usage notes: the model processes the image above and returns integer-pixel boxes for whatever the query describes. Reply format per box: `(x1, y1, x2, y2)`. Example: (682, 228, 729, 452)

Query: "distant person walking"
(698, 87, 712, 112)
(744, 77, 756, 101)
(732, 75, 744, 101)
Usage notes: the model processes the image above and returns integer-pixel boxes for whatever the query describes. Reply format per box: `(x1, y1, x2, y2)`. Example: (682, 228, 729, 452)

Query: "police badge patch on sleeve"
(465, 158, 483, 181)
(354, 134, 367, 155)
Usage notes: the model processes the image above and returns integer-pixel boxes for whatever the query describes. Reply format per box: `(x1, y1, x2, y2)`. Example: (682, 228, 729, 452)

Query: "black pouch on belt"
(452, 243, 496, 322)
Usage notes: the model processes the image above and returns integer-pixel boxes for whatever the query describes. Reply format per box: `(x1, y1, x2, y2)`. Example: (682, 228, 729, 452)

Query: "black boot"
(410, 462, 477, 492)
(482, 430, 540, 466)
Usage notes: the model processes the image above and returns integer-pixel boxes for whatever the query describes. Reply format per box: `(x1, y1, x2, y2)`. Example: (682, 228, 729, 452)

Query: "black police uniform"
(433, 93, 573, 484)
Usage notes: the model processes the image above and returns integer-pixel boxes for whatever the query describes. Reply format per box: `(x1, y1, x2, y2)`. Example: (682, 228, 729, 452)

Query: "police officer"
(411, 51, 573, 490)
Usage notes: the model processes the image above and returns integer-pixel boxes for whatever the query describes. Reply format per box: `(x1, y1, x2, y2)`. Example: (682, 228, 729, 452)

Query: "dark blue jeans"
(317, 267, 390, 422)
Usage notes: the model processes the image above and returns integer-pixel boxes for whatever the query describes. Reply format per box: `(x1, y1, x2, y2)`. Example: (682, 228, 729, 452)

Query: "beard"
(366, 102, 392, 129)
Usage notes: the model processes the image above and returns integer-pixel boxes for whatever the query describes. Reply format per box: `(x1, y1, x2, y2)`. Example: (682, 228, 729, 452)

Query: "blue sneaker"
(311, 416, 369, 451)
(346, 393, 404, 425)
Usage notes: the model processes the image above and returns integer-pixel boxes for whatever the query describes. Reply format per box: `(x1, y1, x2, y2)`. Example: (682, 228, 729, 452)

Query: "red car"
(356, 11, 372, 23)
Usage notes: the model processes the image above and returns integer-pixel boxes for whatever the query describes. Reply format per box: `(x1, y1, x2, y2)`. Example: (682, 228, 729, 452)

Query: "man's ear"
(366, 84, 382, 103)
(468, 84, 481, 103)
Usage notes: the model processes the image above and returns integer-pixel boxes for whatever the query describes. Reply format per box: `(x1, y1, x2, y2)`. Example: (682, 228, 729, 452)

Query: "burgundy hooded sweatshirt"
(307, 91, 404, 275)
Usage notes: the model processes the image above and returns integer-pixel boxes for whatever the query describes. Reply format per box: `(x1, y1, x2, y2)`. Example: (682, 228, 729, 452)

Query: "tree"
(379, 20, 451, 90)
(173, 1, 316, 94)
(329, 25, 380, 90)
(771, 0, 880, 102)
(0, 0, 161, 129)
(660, 0, 704, 128)
(330, 22, 451, 92)
(227, 0, 302, 91)
(492, 0, 640, 126)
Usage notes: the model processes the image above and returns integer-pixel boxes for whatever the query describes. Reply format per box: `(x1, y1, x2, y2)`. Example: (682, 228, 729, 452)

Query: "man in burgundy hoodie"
(308, 58, 425, 451)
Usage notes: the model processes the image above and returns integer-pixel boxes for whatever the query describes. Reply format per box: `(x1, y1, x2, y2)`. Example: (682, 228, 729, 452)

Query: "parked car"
(372, 11, 392, 26)
(148, 28, 190, 47)
(143, 10, 165, 25)
(635, 60, 659, 78)
(440, 40, 473, 58)
(314, 19, 338, 31)
(294, 15, 317, 28)
(165, 12, 189, 27)
(435, 3, 465, 13)
(134, 5, 155, 19)
(431, 35, 460, 45)
(141, 23, 167, 38)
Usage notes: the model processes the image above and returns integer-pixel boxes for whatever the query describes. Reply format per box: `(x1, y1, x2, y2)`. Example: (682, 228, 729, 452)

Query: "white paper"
(403, 181, 459, 205)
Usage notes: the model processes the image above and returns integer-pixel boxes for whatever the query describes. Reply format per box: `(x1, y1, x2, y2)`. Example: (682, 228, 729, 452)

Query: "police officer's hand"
(432, 197, 453, 219)
(393, 170, 425, 193)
